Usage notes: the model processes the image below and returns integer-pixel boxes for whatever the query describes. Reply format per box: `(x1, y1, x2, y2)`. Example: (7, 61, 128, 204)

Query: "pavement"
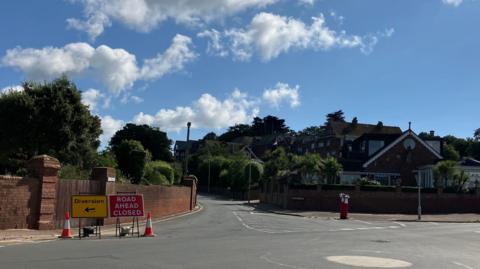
(0, 195, 480, 268)
(254, 203, 480, 223)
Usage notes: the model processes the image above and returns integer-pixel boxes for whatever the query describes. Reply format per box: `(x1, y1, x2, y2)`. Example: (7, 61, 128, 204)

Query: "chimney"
(430, 130, 435, 136)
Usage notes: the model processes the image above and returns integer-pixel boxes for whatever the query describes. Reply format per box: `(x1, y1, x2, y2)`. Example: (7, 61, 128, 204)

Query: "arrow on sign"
(84, 207, 96, 213)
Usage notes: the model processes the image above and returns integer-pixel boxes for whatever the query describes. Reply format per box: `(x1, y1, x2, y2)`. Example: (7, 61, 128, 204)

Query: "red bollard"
(339, 193, 350, 219)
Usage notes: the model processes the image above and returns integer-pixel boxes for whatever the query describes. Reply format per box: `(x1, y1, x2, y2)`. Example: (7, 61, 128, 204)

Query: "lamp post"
(185, 122, 191, 176)
(416, 173, 422, 221)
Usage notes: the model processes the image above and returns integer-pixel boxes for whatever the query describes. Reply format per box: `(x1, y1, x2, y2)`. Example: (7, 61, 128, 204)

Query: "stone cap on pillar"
(28, 155, 61, 178)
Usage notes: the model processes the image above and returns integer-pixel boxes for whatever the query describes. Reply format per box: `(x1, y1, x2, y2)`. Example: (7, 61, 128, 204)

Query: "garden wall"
(261, 183, 480, 214)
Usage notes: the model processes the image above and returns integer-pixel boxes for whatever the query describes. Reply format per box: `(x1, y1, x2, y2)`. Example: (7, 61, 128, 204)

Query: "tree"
(443, 144, 460, 161)
(322, 157, 343, 184)
(292, 153, 324, 184)
(114, 140, 150, 184)
(454, 170, 469, 192)
(326, 110, 345, 123)
(433, 160, 458, 187)
(110, 124, 172, 162)
(443, 135, 470, 157)
(0, 77, 101, 172)
(202, 132, 218, 141)
(474, 128, 480, 141)
(297, 126, 323, 136)
(251, 115, 290, 136)
(218, 124, 252, 142)
(264, 147, 289, 180)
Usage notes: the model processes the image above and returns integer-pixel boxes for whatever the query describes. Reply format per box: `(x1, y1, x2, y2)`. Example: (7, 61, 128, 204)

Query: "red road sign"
(109, 194, 145, 217)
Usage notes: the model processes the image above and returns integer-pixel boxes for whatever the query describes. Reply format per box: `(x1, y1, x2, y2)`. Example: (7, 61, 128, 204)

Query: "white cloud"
(1, 85, 24, 94)
(140, 34, 197, 80)
(120, 93, 144, 104)
(197, 29, 229, 57)
(100, 115, 124, 145)
(81, 88, 104, 111)
(263, 82, 300, 108)
(1, 35, 196, 94)
(133, 89, 259, 132)
(442, 0, 463, 6)
(199, 12, 393, 61)
(68, 0, 278, 39)
(298, 0, 315, 5)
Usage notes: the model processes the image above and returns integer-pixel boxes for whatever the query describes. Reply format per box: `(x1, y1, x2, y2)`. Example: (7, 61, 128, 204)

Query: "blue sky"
(0, 0, 478, 147)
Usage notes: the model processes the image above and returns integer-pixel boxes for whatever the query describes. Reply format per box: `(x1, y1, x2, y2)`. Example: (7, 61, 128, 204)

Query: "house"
(293, 120, 403, 158)
(417, 157, 480, 188)
(339, 128, 443, 186)
(173, 140, 200, 162)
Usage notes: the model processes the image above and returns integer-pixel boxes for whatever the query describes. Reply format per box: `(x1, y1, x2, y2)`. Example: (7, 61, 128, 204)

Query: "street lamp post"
(185, 122, 191, 176)
(417, 174, 422, 221)
(248, 159, 252, 205)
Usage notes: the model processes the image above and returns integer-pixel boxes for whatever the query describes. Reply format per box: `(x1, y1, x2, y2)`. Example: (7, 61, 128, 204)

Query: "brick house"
(340, 129, 443, 186)
(292, 120, 402, 158)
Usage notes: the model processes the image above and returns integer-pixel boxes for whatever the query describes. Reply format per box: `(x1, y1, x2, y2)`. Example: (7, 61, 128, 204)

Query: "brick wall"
(0, 176, 40, 229)
(0, 157, 197, 230)
(261, 186, 480, 214)
(102, 183, 194, 225)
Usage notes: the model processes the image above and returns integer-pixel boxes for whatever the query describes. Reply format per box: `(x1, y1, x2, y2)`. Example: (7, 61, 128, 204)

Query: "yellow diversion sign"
(71, 195, 108, 218)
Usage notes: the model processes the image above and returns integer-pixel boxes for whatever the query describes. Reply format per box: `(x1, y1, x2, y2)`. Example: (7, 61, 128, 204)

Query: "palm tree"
(433, 160, 458, 187)
(293, 153, 324, 184)
(322, 157, 343, 184)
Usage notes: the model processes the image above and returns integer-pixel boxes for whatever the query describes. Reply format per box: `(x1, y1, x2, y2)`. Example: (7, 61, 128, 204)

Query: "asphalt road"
(1, 195, 480, 269)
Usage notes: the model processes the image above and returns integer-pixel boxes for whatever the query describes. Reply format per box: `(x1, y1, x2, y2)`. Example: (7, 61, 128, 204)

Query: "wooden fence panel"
(54, 180, 102, 228)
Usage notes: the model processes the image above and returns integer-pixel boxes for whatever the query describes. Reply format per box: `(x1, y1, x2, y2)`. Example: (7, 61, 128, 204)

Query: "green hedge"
(144, 161, 175, 185)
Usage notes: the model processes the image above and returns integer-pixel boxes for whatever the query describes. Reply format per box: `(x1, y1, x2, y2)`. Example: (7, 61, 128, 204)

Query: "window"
(368, 140, 384, 156)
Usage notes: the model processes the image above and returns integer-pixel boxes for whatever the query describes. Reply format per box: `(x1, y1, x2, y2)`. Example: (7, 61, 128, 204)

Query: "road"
(1, 195, 480, 268)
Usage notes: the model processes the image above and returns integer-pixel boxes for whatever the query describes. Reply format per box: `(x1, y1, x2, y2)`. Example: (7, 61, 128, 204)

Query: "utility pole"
(417, 174, 422, 221)
(208, 156, 211, 193)
(248, 158, 252, 205)
(185, 122, 191, 176)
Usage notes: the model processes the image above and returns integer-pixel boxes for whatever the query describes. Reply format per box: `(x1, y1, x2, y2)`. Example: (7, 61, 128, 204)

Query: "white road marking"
(0, 246, 4, 248)
(260, 253, 306, 269)
(452, 261, 474, 269)
(355, 220, 372, 225)
(427, 222, 440, 226)
(326, 256, 412, 268)
(233, 211, 281, 234)
(393, 222, 406, 227)
(474, 231, 480, 234)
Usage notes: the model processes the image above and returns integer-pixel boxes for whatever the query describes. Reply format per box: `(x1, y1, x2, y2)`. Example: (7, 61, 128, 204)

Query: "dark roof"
(459, 157, 480, 167)
(328, 121, 402, 137)
(174, 140, 199, 151)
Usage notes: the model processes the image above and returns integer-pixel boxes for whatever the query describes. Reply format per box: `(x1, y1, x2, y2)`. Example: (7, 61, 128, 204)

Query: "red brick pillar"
(91, 167, 116, 195)
(182, 176, 198, 210)
(28, 155, 60, 230)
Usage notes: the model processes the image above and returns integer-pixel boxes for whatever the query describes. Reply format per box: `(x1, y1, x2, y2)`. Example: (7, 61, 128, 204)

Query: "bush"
(59, 165, 90, 180)
(114, 140, 150, 184)
(356, 177, 381, 186)
(144, 161, 175, 185)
